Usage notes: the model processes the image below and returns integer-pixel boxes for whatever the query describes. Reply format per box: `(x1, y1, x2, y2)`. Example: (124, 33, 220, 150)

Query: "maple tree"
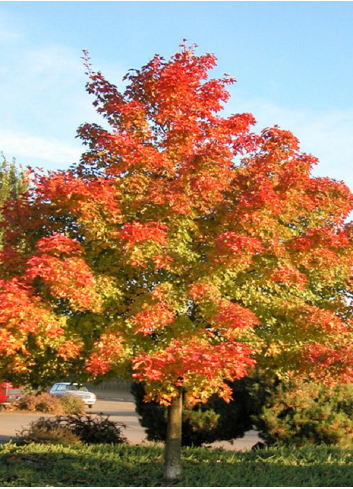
(1, 43, 353, 480)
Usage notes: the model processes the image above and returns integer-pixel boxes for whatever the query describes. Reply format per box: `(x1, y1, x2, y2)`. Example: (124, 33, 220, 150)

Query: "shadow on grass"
(0, 443, 353, 487)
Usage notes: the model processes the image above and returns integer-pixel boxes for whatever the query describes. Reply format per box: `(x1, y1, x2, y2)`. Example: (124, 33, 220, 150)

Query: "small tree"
(0, 154, 28, 249)
(1, 44, 353, 481)
(0, 154, 27, 202)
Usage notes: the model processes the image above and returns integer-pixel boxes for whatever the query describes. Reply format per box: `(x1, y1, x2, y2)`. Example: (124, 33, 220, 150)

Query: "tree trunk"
(164, 387, 183, 482)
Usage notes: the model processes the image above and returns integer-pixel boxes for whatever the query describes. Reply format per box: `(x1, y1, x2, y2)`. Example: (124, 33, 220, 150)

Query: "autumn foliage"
(1, 43, 353, 408)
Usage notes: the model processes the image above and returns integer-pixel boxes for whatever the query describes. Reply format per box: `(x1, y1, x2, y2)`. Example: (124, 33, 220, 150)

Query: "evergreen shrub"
(254, 380, 353, 447)
(131, 379, 255, 446)
(133, 377, 353, 449)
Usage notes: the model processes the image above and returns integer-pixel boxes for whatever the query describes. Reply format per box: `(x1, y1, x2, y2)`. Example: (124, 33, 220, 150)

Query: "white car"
(49, 382, 97, 408)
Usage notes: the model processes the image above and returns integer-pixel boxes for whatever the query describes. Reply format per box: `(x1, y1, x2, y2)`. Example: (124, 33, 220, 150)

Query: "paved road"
(0, 399, 260, 450)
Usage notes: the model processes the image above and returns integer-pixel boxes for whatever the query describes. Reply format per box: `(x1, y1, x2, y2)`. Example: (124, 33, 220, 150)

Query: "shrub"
(17, 417, 81, 446)
(17, 414, 128, 445)
(60, 394, 86, 415)
(131, 379, 255, 446)
(253, 380, 353, 447)
(133, 377, 353, 449)
(14, 393, 63, 414)
(64, 414, 128, 444)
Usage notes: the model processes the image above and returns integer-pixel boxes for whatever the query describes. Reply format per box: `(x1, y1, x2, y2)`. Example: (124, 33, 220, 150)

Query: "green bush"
(60, 395, 86, 415)
(133, 377, 353, 449)
(17, 414, 127, 446)
(131, 379, 255, 446)
(17, 417, 81, 446)
(14, 393, 63, 414)
(253, 380, 353, 447)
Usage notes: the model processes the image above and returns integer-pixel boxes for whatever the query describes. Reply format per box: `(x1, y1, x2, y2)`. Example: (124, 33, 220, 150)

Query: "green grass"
(1, 442, 353, 486)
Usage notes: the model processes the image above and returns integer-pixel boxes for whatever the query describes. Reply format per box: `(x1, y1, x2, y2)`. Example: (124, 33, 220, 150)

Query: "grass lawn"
(0, 442, 353, 486)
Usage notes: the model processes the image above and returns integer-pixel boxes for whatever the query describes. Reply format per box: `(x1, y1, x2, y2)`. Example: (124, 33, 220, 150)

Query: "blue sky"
(1, 2, 353, 189)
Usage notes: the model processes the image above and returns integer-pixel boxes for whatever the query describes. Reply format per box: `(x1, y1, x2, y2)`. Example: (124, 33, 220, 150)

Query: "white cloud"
(0, 43, 127, 170)
(0, 27, 21, 43)
(0, 9, 23, 44)
(0, 129, 82, 168)
(0, 43, 127, 126)
(0, 44, 91, 129)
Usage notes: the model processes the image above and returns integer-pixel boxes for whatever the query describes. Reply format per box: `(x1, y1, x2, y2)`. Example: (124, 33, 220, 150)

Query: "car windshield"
(65, 385, 88, 392)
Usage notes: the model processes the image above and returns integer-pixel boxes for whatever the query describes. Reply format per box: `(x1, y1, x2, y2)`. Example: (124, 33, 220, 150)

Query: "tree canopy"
(1, 43, 353, 393)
